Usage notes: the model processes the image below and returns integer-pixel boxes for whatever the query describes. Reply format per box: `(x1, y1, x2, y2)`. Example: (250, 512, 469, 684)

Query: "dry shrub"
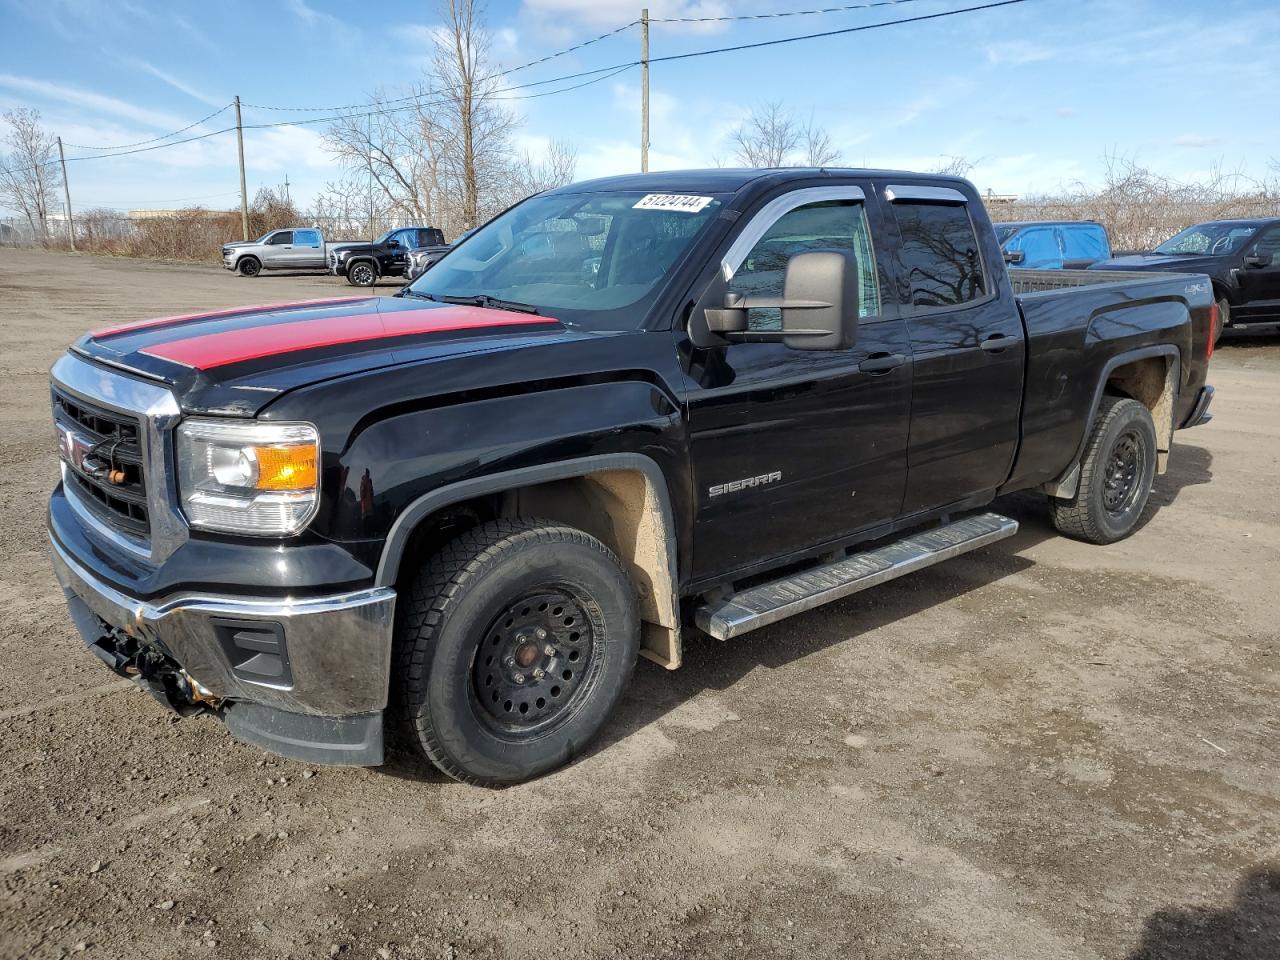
(991, 155, 1280, 252)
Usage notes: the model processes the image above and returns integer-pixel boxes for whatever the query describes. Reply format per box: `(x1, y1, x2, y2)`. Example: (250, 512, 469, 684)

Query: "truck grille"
(53, 389, 150, 539)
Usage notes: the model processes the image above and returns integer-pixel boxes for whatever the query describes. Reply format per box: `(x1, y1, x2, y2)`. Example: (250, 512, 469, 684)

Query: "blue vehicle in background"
(996, 220, 1112, 270)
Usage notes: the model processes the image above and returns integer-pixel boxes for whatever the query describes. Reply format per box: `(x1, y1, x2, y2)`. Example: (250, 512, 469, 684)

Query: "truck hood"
(71, 295, 568, 416)
(1091, 253, 1220, 272)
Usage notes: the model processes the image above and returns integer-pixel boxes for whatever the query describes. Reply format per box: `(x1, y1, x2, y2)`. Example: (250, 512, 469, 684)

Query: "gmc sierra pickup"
(48, 169, 1216, 786)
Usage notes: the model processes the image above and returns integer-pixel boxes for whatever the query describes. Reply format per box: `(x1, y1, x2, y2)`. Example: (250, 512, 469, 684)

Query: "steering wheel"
(1210, 235, 1234, 255)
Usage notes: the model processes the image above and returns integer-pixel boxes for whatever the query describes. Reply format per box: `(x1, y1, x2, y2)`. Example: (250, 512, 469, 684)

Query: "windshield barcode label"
(633, 194, 714, 214)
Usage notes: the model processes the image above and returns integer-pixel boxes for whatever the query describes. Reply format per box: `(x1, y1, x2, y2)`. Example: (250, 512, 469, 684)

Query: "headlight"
(177, 419, 320, 536)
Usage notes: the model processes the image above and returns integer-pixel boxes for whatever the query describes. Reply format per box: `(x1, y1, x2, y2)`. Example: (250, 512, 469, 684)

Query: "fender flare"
(374, 452, 679, 590)
(1045, 344, 1180, 498)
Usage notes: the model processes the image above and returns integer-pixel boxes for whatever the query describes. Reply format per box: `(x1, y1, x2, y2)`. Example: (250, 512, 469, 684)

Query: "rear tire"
(1050, 396, 1158, 544)
(394, 519, 639, 786)
(237, 256, 261, 277)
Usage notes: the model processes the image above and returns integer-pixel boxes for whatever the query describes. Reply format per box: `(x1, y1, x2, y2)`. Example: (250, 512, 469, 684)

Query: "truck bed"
(1004, 269, 1212, 493)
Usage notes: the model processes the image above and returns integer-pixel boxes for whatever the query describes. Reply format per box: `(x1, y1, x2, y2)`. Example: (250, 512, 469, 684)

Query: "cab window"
(729, 199, 881, 332)
(892, 202, 986, 312)
(266, 231, 293, 245)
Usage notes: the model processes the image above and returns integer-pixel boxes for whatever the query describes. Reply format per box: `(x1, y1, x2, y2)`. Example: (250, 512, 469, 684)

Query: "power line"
(60, 102, 234, 151)
(647, 0, 1034, 65)
(242, 20, 641, 113)
(649, 0, 931, 22)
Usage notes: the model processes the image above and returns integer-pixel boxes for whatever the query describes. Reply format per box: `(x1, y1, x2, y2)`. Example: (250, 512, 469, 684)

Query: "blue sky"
(1, 0, 1277, 213)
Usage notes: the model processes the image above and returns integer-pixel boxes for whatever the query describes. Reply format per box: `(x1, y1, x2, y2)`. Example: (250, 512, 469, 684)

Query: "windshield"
(1154, 223, 1257, 256)
(405, 191, 725, 331)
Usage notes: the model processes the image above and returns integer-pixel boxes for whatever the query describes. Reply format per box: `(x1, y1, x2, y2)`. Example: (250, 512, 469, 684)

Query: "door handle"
(980, 334, 1012, 353)
(859, 352, 906, 374)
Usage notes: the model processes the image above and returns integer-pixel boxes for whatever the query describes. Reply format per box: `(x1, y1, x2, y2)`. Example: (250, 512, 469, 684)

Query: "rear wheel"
(394, 519, 639, 786)
(237, 256, 261, 277)
(1050, 396, 1158, 544)
(347, 260, 377, 286)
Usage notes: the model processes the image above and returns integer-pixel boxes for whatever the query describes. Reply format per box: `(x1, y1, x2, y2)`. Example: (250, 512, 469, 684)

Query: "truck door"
(261, 230, 294, 269)
(681, 184, 913, 582)
(881, 184, 1025, 514)
(1235, 226, 1280, 319)
(291, 229, 325, 268)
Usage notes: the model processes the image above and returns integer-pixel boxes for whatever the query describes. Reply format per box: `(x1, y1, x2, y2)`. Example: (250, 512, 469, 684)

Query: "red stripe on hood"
(91, 296, 371, 338)
(138, 304, 554, 369)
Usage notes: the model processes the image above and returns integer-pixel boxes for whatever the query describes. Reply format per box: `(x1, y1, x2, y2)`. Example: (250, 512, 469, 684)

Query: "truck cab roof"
(544, 168, 972, 199)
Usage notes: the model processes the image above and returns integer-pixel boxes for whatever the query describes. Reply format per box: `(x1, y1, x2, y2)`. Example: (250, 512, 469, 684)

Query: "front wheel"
(346, 261, 377, 286)
(394, 519, 640, 786)
(237, 256, 261, 277)
(1050, 396, 1158, 544)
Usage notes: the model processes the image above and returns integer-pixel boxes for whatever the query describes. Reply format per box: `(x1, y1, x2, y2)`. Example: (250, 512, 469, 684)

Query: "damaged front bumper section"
(48, 534, 395, 766)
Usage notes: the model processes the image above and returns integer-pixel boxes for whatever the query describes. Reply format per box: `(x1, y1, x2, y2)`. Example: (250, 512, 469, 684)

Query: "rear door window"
(891, 202, 986, 312)
(294, 229, 321, 247)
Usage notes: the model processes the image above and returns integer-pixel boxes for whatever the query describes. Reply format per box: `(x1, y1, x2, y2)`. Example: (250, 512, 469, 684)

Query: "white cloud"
(126, 60, 225, 107)
(1173, 133, 1221, 149)
(283, 0, 338, 27)
(0, 73, 197, 130)
(984, 41, 1054, 66)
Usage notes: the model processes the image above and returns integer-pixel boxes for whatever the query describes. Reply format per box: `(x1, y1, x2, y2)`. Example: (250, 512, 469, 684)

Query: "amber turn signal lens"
(253, 444, 318, 491)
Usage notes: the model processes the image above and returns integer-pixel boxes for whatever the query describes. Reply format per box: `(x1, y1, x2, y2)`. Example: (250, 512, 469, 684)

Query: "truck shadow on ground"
(1124, 866, 1280, 960)
(382, 446, 1215, 785)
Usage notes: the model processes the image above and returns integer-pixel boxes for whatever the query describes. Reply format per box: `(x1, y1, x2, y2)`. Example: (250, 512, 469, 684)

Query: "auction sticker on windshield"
(633, 194, 714, 213)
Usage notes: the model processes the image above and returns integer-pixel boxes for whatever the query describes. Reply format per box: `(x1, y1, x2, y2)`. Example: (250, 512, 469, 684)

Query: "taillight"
(1206, 302, 1217, 360)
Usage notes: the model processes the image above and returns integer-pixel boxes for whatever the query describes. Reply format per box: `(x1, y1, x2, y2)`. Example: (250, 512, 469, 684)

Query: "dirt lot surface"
(1, 247, 1278, 960)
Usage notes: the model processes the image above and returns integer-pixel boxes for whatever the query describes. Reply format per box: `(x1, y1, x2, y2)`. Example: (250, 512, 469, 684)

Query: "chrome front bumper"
(49, 533, 396, 718)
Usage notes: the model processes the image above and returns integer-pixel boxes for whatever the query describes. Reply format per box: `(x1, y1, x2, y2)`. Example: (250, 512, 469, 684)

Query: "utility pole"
(234, 95, 249, 241)
(640, 8, 650, 173)
(56, 136, 74, 251)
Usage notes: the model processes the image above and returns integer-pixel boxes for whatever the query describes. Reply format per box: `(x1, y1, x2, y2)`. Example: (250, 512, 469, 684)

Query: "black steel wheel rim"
(1103, 431, 1143, 516)
(471, 588, 597, 733)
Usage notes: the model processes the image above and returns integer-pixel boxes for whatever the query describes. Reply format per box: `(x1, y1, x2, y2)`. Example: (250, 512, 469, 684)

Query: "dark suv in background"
(1091, 217, 1280, 338)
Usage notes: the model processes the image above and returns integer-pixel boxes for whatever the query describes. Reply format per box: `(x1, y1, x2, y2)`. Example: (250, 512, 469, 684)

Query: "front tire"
(1050, 396, 1158, 544)
(237, 256, 261, 277)
(395, 519, 640, 786)
(346, 260, 377, 287)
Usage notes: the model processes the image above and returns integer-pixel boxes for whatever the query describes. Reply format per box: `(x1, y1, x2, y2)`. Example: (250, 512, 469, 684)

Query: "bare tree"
(801, 118, 840, 167)
(931, 155, 975, 177)
(508, 139, 577, 200)
(729, 102, 840, 168)
(0, 109, 63, 241)
(730, 102, 800, 167)
(433, 0, 518, 229)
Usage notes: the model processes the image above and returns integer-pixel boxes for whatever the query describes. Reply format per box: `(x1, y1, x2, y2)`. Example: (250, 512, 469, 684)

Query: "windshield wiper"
(439, 294, 540, 315)
(396, 289, 433, 300)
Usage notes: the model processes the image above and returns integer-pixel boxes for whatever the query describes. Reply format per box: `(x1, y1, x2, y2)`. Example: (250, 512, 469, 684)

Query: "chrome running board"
(695, 512, 1019, 640)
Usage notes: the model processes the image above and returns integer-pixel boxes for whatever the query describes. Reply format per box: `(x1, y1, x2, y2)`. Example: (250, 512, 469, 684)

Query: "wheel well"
(1104, 355, 1176, 473)
(394, 469, 682, 669)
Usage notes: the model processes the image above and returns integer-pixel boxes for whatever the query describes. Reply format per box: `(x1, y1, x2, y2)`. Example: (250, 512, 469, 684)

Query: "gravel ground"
(1, 248, 1278, 960)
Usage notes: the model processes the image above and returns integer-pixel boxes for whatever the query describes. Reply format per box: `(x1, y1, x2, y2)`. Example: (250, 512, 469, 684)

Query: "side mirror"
(1003, 249, 1025, 265)
(1244, 253, 1272, 268)
(705, 250, 858, 351)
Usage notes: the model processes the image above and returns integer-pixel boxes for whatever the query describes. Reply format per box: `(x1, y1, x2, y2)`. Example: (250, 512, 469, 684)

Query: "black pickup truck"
(47, 169, 1215, 786)
(1091, 216, 1280, 338)
(330, 226, 446, 286)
